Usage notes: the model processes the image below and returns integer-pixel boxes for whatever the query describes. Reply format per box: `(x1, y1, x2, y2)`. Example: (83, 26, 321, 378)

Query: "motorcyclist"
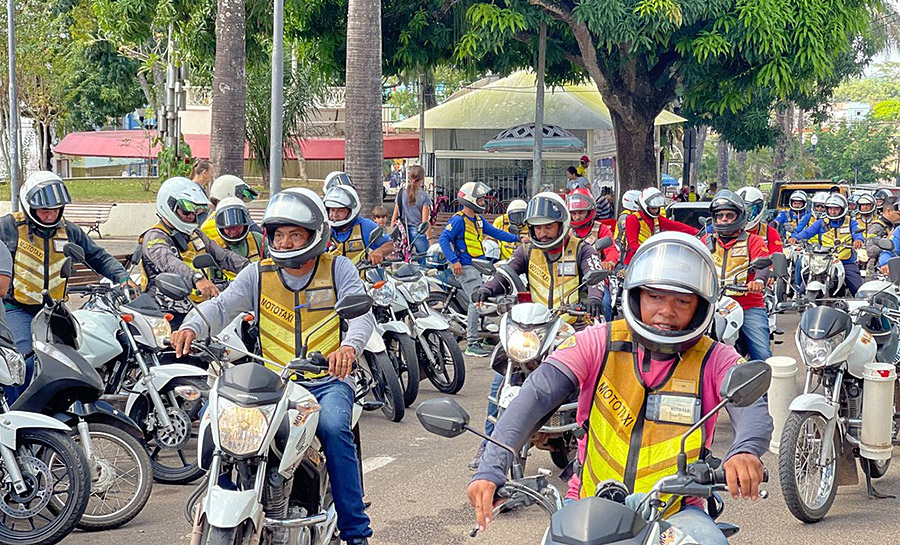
(856, 193, 884, 273)
(0, 171, 135, 401)
(773, 190, 811, 236)
(467, 191, 604, 470)
(623, 187, 696, 264)
(324, 184, 393, 266)
(138, 177, 249, 326)
(567, 188, 619, 320)
(737, 187, 783, 256)
(169, 188, 375, 545)
(200, 174, 262, 249)
(702, 190, 773, 361)
(790, 192, 865, 296)
(210, 197, 265, 281)
(874, 196, 900, 273)
(810, 191, 829, 222)
(874, 188, 892, 215)
(614, 189, 641, 250)
(491, 199, 528, 260)
(468, 231, 772, 544)
(847, 193, 859, 218)
(438, 181, 519, 357)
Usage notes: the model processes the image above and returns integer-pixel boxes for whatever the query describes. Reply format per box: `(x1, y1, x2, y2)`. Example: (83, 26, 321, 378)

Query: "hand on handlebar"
(327, 345, 357, 379)
(195, 278, 219, 299)
(746, 280, 764, 294)
(122, 279, 140, 300)
(853, 239, 864, 250)
(467, 479, 498, 532)
(723, 453, 765, 500)
(169, 329, 196, 358)
(788, 238, 799, 245)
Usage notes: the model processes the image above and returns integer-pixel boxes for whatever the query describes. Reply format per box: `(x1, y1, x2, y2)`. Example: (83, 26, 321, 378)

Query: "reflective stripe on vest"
(527, 236, 582, 324)
(454, 211, 485, 258)
(493, 214, 517, 260)
(638, 216, 659, 244)
(579, 321, 711, 519)
(257, 255, 340, 380)
(332, 222, 368, 266)
(138, 222, 209, 301)
(821, 221, 853, 260)
(712, 232, 750, 297)
(221, 233, 263, 281)
(11, 211, 69, 305)
(614, 211, 634, 246)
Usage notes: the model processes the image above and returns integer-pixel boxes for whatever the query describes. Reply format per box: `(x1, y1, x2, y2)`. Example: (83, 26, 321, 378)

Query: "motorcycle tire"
(779, 411, 838, 523)
(384, 332, 420, 407)
(201, 523, 245, 545)
(132, 377, 210, 485)
(548, 438, 575, 470)
(366, 351, 405, 422)
(75, 423, 153, 531)
(420, 330, 466, 394)
(860, 457, 891, 479)
(0, 429, 90, 545)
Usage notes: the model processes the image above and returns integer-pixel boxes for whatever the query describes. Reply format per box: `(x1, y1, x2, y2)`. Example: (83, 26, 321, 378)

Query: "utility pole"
(532, 21, 547, 197)
(269, 0, 285, 195)
(7, 0, 21, 211)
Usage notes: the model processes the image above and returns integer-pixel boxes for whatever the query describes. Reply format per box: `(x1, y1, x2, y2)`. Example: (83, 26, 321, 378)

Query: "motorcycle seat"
(218, 362, 285, 407)
(122, 293, 166, 317)
(445, 275, 462, 289)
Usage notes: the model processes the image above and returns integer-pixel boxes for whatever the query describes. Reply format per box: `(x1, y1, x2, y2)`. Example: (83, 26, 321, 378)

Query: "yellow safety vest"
(258, 255, 340, 380)
(453, 211, 485, 258)
(711, 233, 750, 297)
(138, 221, 210, 302)
(527, 236, 583, 324)
(200, 216, 225, 248)
(492, 214, 518, 260)
(221, 233, 263, 281)
(821, 220, 853, 260)
(579, 321, 711, 519)
(614, 211, 635, 247)
(331, 222, 368, 266)
(11, 211, 69, 306)
(688, 192, 698, 202)
(638, 215, 660, 244)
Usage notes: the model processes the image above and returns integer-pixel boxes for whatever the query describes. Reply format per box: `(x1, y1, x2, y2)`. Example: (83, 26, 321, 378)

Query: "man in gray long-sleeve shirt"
(863, 195, 900, 274)
(468, 232, 772, 545)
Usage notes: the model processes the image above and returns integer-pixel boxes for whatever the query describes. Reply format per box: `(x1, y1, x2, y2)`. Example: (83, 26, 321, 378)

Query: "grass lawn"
(0, 178, 284, 203)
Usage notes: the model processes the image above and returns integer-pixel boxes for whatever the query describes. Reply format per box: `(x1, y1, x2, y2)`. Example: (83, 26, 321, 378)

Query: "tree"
(209, 0, 247, 177)
(813, 121, 898, 184)
(872, 99, 900, 122)
(344, 0, 382, 213)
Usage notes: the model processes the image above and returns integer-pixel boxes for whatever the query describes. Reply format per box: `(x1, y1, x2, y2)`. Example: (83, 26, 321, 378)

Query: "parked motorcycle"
(423, 247, 501, 342)
(0, 345, 91, 545)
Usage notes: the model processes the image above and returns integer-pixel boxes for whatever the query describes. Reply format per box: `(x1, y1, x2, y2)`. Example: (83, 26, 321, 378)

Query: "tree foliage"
(812, 122, 898, 184)
(871, 99, 900, 121)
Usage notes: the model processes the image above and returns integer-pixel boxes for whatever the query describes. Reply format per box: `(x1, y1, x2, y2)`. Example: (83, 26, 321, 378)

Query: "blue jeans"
(305, 380, 371, 541)
(667, 505, 729, 545)
(602, 285, 613, 322)
(842, 260, 862, 296)
(740, 307, 771, 362)
(406, 222, 430, 257)
(4, 305, 36, 403)
(484, 371, 503, 437)
(456, 265, 483, 346)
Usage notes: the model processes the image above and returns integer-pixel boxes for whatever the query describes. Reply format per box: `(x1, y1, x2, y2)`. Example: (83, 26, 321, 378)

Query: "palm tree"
(209, 0, 247, 177)
(344, 0, 383, 213)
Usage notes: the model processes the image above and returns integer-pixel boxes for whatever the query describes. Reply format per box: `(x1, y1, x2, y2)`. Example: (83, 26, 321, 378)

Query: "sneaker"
(465, 344, 490, 357)
(468, 443, 486, 471)
(480, 338, 497, 350)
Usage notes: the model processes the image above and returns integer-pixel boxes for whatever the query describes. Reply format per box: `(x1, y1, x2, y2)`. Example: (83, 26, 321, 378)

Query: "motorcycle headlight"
(809, 254, 829, 275)
(798, 331, 845, 369)
(506, 322, 548, 364)
(406, 279, 429, 304)
(370, 281, 395, 307)
(0, 347, 26, 386)
(217, 397, 276, 456)
(147, 315, 172, 348)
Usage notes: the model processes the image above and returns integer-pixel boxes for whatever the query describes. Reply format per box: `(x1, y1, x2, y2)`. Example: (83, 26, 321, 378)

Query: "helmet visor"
(236, 184, 259, 202)
(508, 210, 526, 225)
(175, 199, 209, 216)
(215, 207, 250, 229)
(746, 200, 764, 220)
(645, 194, 665, 209)
(525, 196, 567, 225)
(27, 183, 71, 209)
(566, 193, 594, 212)
(627, 243, 717, 301)
(472, 182, 491, 199)
(264, 191, 323, 228)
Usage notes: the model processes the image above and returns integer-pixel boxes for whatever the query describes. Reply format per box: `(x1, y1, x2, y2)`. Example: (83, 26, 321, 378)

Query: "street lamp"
(809, 133, 818, 153)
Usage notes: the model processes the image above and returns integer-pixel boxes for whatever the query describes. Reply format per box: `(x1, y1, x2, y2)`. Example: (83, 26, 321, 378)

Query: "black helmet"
(709, 190, 747, 237)
(875, 188, 892, 211)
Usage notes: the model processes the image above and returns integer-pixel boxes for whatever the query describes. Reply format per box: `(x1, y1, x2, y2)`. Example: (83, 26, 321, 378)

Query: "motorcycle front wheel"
(779, 411, 838, 523)
(384, 332, 420, 407)
(365, 351, 405, 422)
(200, 522, 247, 545)
(420, 330, 466, 394)
(0, 429, 90, 545)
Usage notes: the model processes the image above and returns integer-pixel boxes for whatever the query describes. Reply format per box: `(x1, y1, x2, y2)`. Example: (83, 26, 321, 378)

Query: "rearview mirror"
(508, 225, 520, 236)
(594, 236, 613, 252)
(698, 216, 710, 226)
(334, 293, 373, 320)
(192, 254, 217, 270)
(416, 398, 470, 438)
(155, 273, 193, 301)
(367, 226, 385, 248)
(720, 359, 772, 407)
(129, 244, 143, 267)
(63, 243, 85, 264)
(418, 222, 429, 234)
(875, 238, 894, 251)
(60, 257, 72, 280)
(889, 257, 900, 285)
(389, 225, 402, 241)
(771, 253, 788, 278)
(749, 256, 772, 270)
(583, 268, 609, 286)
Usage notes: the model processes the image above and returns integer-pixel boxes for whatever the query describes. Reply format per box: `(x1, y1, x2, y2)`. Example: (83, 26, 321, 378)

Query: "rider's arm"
(199, 230, 250, 273)
(747, 235, 771, 284)
(850, 220, 865, 243)
(482, 217, 519, 243)
(865, 223, 887, 260)
(0, 242, 10, 297)
(480, 245, 528, 296)
(67, 222, 128, 283)
(597, 223, 620, 263)
(774, 210, 787, 225)
(792, 219, 822, 241)
(438, 216, 463, 264)
(576, 244, 605, 300)
(181, 263, 258, 338)
(658, 216, 698, 235)
(623, 214, 642, 265)
(766, 226, 783, 255)
(143, 229, 197, 278)
(333, 255, 376, 356)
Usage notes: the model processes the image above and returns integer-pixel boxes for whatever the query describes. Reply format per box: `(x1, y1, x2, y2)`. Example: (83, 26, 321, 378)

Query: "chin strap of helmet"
(572, 222, 592, 239)
(546, 232, 568, 258)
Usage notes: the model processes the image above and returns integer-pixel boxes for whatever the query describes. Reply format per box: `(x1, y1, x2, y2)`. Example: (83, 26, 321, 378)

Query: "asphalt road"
(62, 311, 900, 545)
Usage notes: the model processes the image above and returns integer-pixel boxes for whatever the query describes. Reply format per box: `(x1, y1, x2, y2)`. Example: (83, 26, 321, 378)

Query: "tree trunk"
(209, 0, 247, 177)
(345, 0, 383, 213)
(773, 105, 788, 179)
(717, 138, 729, 189)
(690, 126, 708, 187)
(423, 70, 437, 110)
(608, 108, 658, 196)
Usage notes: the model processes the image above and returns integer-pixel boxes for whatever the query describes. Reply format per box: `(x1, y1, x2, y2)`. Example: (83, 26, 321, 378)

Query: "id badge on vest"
(52, 239, 66, 253)
(306, 288, 336, 312)
(646, 393, 701, 426)
(557, 261, 577, 277)
(347, 239, 365, 253)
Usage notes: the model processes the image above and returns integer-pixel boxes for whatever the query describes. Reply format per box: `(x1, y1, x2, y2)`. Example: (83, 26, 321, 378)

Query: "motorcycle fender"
(278, 410, 320, 477)
(806, 280, 825, 293)
(70, 400, 145, 440)
(124, 364, 207, 415)
(0, 411, 72, 449)
(380, 321, 411, 336)
(365, 330, 386, 353)
(202, 486, 263, 530)
(415, 312, 449, 332)
(788, 394, 836, 420)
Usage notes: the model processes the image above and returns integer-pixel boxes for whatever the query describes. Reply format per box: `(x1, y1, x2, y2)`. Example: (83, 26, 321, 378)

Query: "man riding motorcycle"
(789, 192, 865, 296)
(623, 187, 695, 265)
(201, 174, 262, 248)
(324, 184, 393, 266)
(210, 197, 265, 280)
(810, 191, 829, 221)
(702, 191, 773, 361)
(614, 189, 641, 250)
(467, 191, 604, 470)
(867, 195, 900, 274)
(170, 188, 376, 545)
(468, 231, 772, 545)
(774, 190, 811, 236)
(875, 188, 892, 215)
(492, 200, 528, 260)
(139, 177, 249, 326)
(736, 187, 783, 256)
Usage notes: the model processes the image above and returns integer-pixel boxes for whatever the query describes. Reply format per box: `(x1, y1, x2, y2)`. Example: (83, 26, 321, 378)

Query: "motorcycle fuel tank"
(74, 309, 124, 369)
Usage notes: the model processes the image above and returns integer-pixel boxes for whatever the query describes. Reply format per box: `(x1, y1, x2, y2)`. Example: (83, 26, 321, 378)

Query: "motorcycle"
(777, 262, 900, 523)
(71, 244, 210, 485)
(416, 359, 772, 544)
(800, 243, 853, 304)
(0, 345, 91, 545)
(709, 255, 773, 349)
(423, 248, 501, 342)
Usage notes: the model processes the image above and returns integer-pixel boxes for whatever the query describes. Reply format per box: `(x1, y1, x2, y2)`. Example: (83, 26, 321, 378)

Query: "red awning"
(53, 130, 420, 161)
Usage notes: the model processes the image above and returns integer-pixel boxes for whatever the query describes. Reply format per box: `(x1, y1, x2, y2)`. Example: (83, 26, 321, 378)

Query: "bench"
(66, 203, 117, 238)
(69, 253, 131, 289)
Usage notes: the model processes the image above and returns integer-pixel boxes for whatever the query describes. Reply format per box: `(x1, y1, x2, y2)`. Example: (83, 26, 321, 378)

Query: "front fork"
(77, 419, 99, 481)
(804, 369, 843, 467)
(126, 328, 175, 432)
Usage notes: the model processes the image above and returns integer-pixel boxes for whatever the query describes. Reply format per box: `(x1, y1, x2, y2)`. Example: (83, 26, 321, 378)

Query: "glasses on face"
(714, 211, 738, 222)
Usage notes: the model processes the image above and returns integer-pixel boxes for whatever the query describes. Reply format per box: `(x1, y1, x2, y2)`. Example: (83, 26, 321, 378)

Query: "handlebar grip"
(712, 466, 769, 484)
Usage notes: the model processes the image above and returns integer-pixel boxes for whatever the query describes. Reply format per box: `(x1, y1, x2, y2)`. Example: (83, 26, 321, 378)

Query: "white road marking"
(362, 456, 396, 474)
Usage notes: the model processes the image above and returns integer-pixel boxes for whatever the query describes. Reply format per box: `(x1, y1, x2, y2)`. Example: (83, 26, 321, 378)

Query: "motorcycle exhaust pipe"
(766, 356, 798, 455)
(860, 363, 897, 461)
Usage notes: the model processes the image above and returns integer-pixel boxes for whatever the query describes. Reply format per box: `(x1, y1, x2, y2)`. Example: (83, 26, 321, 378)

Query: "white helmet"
(322, 171, 356, 193)
(19, 171, 72, 229)
(857, 193, 877, 217)
(811, 191, 830, 219)
(457, 182, 491, 213)
(209, 175, 258, 204)
(788, 190, 808, 211)
(214, 197, 251, 243)
(639, 187, 666, 218)
(525, 192, 570, 251)
(622, 190, 641, 212)
(262, 188, 330, 269)
(156, 176, 211, 235)
(622, 232, 718, 355)
(323, 185, 361, 229)
(824, 193, 848, 222)
(736, 186, 766, 230)
(506, 199, 527, 227)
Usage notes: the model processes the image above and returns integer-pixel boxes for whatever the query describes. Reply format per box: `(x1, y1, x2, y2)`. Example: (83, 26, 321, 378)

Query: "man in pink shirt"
(468, 232, 772, 545)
